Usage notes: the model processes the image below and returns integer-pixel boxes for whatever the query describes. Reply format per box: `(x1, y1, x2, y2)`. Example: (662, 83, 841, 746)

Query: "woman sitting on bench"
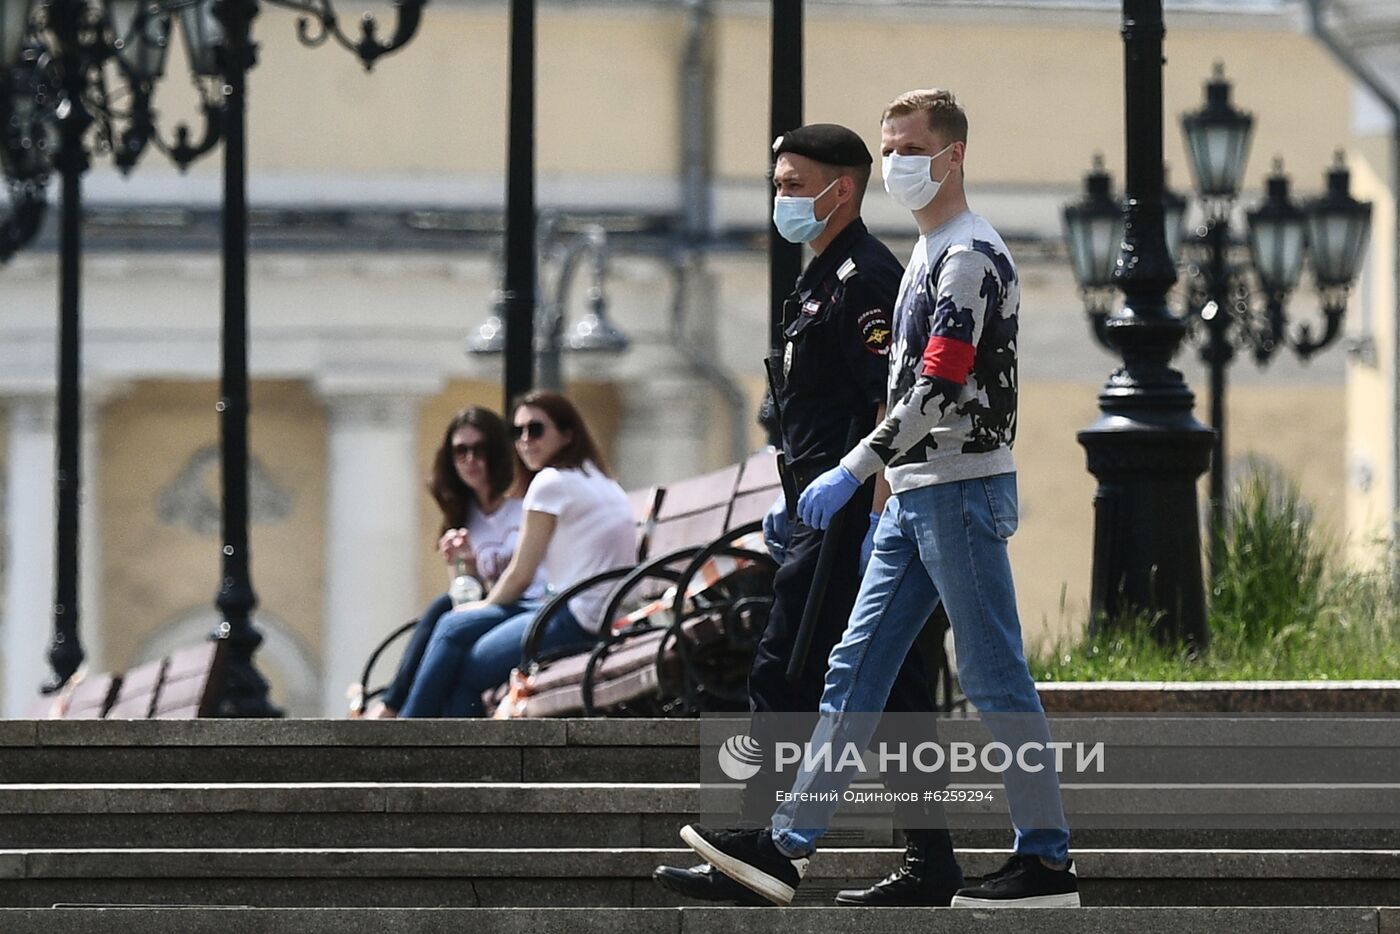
(365, 404, 544, 718)
(399, 390, 636, 718)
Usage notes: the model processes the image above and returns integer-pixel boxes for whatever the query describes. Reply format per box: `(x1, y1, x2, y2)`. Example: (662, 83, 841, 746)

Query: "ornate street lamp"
(1181, 62, 1253, 203)
(554, 226, 629, 357)
(1243, 160, 1307, 363)
(2, 0, 423, 711)
(468, 224, 630, 391)
(1068, 62, 1371, 583)
(1246, 163, 1307, 299)
(1065, 156, 1189, 323)
(183, 0, 425, 716)
(1306, 151, 1373, 298)
(0, 49, 50, 262)
(1073, 0, 1214, 645)
(109, 0, 223, 172)
(1063, 154, 1125, 340)
(0, 0, 229, 695)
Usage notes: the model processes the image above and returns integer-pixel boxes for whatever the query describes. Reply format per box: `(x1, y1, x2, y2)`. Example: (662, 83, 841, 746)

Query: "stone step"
(0, 719, 668, 784)
(0, 782, 1394, 850)
(1, 847, 1396, 908)
(0, 906, 1392, 934)
(5, 717, 1397, 784)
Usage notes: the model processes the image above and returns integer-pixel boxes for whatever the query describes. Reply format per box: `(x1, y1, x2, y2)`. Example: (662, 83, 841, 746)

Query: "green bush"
(1209, 464, 1328, 646)
(1032, 466, 1400, 682)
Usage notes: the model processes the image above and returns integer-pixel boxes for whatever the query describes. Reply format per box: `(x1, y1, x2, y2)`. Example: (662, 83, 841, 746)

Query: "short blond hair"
(882, 88, 968, 146)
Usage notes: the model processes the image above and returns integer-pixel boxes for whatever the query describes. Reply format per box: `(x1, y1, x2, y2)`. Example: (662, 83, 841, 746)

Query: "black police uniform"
(741, 216, 942, 822)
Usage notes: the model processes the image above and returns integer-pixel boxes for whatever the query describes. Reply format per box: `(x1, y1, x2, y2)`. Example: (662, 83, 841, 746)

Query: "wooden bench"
(30, 672, 120, 720)
(495, 451, 781, 718)
(32, 641, 228, 720)
(152, 641, 228, 718)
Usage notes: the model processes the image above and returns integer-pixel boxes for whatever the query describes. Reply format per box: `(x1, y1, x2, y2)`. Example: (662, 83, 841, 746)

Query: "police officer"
(653, 124, 965, 907)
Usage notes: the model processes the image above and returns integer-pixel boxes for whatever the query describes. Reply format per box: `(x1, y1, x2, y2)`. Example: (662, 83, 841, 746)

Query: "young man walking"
(679, 89, 1079, 910)
(653, 122, 966, 908)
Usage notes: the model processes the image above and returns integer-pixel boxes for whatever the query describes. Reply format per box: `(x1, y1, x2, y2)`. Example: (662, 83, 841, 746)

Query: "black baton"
(786, 418, 867, 684)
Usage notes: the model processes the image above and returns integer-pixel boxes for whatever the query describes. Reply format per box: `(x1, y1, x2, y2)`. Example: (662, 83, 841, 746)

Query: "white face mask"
(882, 143, 956, 211)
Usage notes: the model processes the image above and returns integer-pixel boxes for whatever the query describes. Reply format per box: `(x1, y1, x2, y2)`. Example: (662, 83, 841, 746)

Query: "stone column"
(1, 395, 56, 717)
(317, 380, 434, 716)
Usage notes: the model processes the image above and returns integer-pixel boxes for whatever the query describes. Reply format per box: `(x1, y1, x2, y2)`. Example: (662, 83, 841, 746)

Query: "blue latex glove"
(859, 512, 880, 574)
(797, 465, 860, 531)
(762, 494, 790, 564)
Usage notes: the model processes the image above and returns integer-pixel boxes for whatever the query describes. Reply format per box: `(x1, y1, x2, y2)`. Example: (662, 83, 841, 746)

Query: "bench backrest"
(105, 657, 167, 719)
(155, 641, 227, 718)
(101, 640, 228, 719)
(645, 463, 742, 558)
(626, 485, 664, 561)
(58, 673, 122, 720)
(729, 449, 782, 529)
(26, 694, 60, 719)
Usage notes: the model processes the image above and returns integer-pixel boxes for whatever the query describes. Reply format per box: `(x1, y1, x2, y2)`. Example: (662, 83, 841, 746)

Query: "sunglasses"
(451, 442, 491, 461)
(512, 420, 548, 441)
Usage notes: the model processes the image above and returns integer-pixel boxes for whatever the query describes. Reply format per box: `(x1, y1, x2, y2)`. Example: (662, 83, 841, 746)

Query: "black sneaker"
(652, 862, 770, 906)
(679, 824, 809, 906)
(950, 854, 1080, 908)
(834, 830, 964, 906)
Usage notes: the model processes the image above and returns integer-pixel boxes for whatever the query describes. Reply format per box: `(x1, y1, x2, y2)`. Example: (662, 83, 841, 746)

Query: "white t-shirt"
(466, 497, 546, 600)
(521, 461, 636, 633)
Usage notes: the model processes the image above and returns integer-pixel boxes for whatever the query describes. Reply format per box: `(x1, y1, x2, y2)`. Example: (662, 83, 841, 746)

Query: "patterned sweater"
(840, 210, 1019, 493)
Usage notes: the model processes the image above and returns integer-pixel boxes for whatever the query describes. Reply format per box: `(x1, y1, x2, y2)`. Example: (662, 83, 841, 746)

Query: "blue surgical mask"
(772, 178, 840, 244)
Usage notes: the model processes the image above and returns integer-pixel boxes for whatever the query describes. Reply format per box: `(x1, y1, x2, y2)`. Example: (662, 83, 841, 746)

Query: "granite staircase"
(0, 717, 1396, 932)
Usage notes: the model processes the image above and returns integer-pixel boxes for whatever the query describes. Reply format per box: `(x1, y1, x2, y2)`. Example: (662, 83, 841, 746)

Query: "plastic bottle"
(449, 558, 484, 607)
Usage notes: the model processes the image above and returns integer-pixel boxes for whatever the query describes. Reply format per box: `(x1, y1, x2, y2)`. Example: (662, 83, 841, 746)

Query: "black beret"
(772, 123, 872, 167)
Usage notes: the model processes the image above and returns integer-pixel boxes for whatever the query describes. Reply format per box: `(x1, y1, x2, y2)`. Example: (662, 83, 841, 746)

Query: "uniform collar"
(798, 218, 867, 295)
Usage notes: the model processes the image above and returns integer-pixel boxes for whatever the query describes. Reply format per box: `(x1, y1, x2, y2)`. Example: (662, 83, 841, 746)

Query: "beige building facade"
(0, 0, 1390, 715)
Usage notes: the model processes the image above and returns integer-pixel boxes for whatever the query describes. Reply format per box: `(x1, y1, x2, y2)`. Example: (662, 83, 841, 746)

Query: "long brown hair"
(427, 406, 517, 534)
(512, 390, 611, 476)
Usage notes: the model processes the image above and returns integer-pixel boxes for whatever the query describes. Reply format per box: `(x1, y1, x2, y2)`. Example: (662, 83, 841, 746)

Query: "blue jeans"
(382, 593, 455, 712)
(399, 598, 593, 717)
(771, 474, 1070, 863)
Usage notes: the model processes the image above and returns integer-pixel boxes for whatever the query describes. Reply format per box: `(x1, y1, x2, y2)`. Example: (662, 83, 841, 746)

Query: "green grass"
(1031, 468, 1400, 683)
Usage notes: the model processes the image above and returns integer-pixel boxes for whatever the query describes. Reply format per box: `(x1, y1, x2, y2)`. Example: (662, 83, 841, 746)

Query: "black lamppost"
(0, 0, 109, 694)
(768, 0, 801, 354)
(3, 0, 421, 710)
(501, 0, 533, 412)
(1, 0, 222, 695)
(1072, 0, 1214, 645)
(1068, 62, 1373, 577)
(182, 0, 424, 716)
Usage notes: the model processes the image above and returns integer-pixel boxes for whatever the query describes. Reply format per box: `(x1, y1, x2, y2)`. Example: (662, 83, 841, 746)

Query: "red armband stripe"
(921, 336, 975, 384)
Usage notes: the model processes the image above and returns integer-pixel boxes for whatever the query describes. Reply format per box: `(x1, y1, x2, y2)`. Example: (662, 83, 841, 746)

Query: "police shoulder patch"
(858, 307, 892, 356)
